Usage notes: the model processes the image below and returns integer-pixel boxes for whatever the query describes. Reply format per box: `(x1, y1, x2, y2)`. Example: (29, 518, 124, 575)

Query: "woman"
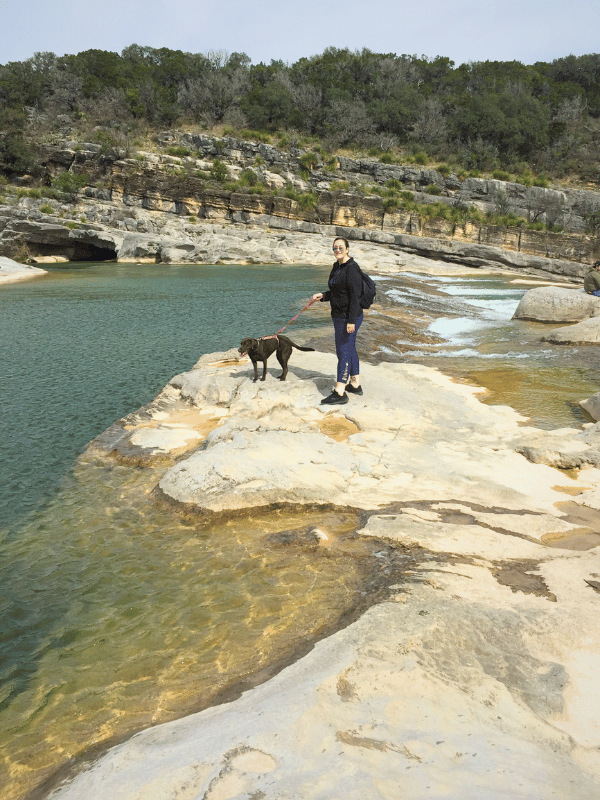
(312, 237, 364, 405)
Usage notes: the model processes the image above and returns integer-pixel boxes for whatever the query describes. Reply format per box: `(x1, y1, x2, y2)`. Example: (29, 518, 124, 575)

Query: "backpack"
(358, 267, 376, 309)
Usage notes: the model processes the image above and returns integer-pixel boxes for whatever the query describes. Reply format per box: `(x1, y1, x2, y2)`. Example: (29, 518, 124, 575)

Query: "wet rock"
(542, 317, 600, 344)
(580, 392, 600, 421)
(513, 285, 600, 322)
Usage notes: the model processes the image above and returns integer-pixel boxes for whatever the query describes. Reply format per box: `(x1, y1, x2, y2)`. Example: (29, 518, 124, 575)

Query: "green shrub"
(400, 190, 414, 201)
(135, 153, 145, 162)
(533, 175, 549, 188)
(284, 185, 302, 202)
(422, 202, 449, 220)
(330, 180, 350, 192)
(386, 178, 402, 191)
(299, 152, 319, 170)
(379, 152, 395, 164)
(254, 156, 265, 166)
(492, 169, 512, 181)
(426, 185, 442, 195)
(413, 152, 428, 165)
(210, 159, 228, 183)
(238, 168, 259, 187)
(325, 156, 338, 171)
(64, 221, 79, 230)
(40, 204, 53, 214)
(298, 192, 318, 211)
(27, 188, 42, 199)
(383, 197, 400, 213)
(436, 164, 451, 176)
(299, 168, 311, 181)
(239, 129, 270, 143)
(51, 172, 88, 200)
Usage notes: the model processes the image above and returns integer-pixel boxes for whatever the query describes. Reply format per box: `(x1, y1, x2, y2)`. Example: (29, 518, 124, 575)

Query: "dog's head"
(239, 337, 258, 356)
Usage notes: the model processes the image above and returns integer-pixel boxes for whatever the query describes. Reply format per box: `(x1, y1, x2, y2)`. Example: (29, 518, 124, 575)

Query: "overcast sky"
(1, 0, 598, 67)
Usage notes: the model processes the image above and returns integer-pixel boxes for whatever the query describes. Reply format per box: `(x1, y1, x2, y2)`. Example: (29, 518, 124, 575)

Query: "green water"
(0, 262, 328, 527)
(2, 262, 372, 800)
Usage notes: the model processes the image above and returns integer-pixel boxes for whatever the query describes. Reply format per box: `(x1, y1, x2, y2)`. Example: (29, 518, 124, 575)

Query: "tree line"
(1, 45, 599, 181)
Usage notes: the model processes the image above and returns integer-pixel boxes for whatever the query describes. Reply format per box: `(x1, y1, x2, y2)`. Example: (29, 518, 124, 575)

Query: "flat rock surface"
(53, 350, 600, 800)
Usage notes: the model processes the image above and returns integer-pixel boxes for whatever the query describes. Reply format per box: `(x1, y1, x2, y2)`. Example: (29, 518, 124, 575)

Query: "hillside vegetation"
(1, 46, 600, 189)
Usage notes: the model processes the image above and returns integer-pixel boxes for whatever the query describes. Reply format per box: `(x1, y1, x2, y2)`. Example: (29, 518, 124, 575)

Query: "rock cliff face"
(1, 133, 598, 276)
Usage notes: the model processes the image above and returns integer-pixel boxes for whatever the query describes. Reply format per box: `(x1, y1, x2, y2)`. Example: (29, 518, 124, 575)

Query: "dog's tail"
(291, 343, 315, 352)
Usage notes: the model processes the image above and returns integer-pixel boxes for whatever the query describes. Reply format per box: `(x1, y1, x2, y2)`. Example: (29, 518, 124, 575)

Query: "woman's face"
(333, 239, 349, 263)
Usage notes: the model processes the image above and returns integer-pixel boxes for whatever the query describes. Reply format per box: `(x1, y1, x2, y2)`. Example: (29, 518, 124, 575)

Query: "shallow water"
(1, 451, 393, 800)
(2, 262, 599, 800)
(387, 273, 600, 429)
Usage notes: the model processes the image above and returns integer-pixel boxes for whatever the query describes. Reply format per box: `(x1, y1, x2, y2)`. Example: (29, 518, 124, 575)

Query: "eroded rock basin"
(43, 347, 600, 800)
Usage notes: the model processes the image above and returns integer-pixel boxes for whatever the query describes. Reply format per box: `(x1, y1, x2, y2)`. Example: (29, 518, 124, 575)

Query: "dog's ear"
(251, 338, 259, 348)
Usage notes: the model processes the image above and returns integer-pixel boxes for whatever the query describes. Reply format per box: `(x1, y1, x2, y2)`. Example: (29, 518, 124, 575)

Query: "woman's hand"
(312, 292, 323, 301)
(347, 323, 355, 333)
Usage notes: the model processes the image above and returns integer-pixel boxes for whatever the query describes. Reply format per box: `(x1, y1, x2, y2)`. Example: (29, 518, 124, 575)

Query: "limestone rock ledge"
(0, 255, 46, 284)
(55, 350, 600, 800)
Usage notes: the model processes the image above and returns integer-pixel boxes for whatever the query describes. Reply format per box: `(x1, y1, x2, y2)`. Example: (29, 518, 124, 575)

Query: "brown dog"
(239, 335, 315, 381)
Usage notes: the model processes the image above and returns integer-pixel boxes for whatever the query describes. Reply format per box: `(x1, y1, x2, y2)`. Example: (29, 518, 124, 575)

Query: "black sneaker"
(320, 390, 349, 405)
(346, 384, 363, 395)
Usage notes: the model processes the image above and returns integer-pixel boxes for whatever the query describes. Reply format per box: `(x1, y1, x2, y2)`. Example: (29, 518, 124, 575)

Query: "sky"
(1, 0, 599, 67)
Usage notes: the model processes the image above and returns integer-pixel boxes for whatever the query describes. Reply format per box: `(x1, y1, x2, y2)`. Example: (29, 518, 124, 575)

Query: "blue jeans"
(333, 314, 363, 383)
(591, 289, 600, 297)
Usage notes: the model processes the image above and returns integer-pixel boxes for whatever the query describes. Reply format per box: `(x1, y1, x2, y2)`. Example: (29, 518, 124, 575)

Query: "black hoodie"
(321, 257, 363, 324)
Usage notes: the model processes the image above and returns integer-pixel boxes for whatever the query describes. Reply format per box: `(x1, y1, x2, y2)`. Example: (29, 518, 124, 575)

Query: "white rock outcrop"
(0, 255, 46, 284)
(55, 350, 600, 800)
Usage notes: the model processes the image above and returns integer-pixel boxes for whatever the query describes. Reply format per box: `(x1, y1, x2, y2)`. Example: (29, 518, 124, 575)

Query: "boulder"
(542, 317, 600, 344)
(512, 285, 600, 323)
(579, 392, 600, 421)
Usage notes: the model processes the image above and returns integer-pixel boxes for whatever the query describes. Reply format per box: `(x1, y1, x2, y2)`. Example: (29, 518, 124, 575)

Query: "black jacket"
(321, 257, 363, 324)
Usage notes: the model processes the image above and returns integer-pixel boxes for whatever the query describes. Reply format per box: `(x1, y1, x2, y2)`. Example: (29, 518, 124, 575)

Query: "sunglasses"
(333, 246, 346, 252)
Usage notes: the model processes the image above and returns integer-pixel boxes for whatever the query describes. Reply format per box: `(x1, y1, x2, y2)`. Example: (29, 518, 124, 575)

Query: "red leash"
(260, 297, 318, 341)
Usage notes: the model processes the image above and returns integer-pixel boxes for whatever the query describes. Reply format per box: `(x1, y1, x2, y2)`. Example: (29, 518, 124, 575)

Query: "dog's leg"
(251, 358, 259, 382)
(261, 360, 268, 381)
(276, 347, 290, 381)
